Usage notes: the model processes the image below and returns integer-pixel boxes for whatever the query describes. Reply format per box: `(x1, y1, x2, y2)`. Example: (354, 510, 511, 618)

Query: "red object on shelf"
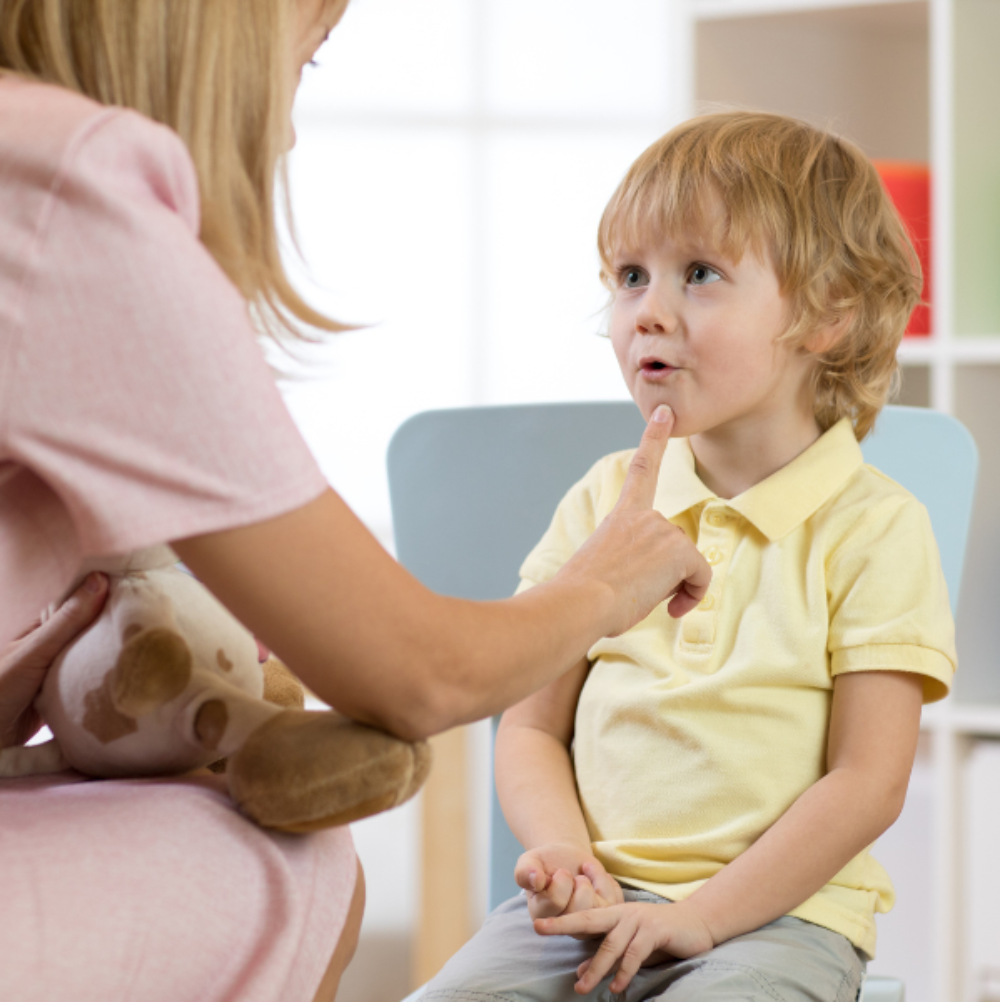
(874, 161, 932, 337)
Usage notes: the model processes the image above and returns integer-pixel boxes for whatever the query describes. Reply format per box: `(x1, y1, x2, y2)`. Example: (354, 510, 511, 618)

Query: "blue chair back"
(388, 402, 978, 910)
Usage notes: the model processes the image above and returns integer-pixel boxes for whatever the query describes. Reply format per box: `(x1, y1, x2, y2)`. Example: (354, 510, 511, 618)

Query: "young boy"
(421, 111, 956, 1001)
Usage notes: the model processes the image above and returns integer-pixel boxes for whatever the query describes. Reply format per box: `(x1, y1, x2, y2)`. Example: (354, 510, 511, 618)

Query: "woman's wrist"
(541, 571, 618, 644)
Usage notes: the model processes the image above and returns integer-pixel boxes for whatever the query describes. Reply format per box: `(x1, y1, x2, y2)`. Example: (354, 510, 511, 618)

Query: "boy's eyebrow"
(609, 238, 733, 264)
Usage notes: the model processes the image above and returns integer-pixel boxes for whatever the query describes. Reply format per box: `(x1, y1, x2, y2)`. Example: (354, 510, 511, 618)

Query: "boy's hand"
(534, 899, 715, 995)
(557, 405, 711, 635)
(516, 843, 623, 925)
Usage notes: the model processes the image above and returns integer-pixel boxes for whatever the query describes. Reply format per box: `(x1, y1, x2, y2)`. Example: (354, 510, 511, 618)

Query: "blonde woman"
(0, 1, 710, 999)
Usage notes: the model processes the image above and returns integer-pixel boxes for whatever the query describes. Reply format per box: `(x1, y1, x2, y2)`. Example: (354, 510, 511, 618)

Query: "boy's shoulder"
(834, 460, 923, 514)
(819, 459, 935, 559)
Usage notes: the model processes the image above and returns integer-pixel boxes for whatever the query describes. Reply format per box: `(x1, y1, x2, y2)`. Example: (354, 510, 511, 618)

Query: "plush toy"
(0, 546, 432, 832)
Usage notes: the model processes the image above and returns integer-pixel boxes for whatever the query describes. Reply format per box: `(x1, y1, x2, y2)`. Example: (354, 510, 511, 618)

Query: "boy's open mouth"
(639, 356, 676, 379)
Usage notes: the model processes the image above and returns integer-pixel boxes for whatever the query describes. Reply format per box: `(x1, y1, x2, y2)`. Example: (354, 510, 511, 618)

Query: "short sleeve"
(517, 453, 626, 588)
(827, 492, 957, 703)
(4, 107, 327, 558)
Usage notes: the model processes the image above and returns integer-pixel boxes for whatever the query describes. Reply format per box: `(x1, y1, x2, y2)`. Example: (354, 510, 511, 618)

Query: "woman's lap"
(422, 890, 865, 1002)
(0, 772, 357, 1002)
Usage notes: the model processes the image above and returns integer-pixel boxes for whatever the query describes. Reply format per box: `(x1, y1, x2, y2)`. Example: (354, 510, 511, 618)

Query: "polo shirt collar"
(653, 418, 863, 541)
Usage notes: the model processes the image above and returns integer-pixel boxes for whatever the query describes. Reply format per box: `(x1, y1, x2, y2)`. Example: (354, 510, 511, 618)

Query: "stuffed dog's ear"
(208, 656, 304, 774)
(261, 656, 305, 711)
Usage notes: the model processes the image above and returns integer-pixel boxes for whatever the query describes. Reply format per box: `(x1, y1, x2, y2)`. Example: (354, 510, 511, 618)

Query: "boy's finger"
(576, 922, 631, 993)
(514, 853, 547, 892)
(582, 863, 623, 905)
(535, 904, 621, 938)
(547, 869, 574, 913)
(527, 869, 575, 920)
(615, 406, 673, 512)
(567, 875, 595, 913)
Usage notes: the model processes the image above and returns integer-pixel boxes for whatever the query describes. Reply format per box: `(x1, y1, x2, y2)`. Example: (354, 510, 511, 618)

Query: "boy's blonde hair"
(598, 111, 922, 441)
(0, 0, 344, 338)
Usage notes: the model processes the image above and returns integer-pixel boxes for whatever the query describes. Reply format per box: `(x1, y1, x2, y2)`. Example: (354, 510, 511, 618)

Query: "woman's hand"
(534, 898, 715, 995)
(0, 573, 109, 748)
(556, 406, 711, 636)
(515, 843, 623, 925)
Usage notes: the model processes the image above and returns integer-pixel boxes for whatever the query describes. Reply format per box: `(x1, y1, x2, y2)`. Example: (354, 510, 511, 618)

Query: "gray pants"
(423, 890, 866, 1002)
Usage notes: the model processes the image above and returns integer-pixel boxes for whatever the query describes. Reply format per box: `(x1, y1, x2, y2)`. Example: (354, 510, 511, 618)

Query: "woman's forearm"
(176, 453, 708, 740)
(174, 490, 616, 739)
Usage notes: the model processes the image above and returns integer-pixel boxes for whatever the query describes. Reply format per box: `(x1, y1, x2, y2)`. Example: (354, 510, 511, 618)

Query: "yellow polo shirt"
(518, 418, 956, 958)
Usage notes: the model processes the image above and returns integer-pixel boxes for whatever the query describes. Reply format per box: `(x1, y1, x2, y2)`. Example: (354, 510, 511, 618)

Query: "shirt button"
(699, 594, 715, 610)
(707, 511, 728, 527)
(704, 547, 724, 566)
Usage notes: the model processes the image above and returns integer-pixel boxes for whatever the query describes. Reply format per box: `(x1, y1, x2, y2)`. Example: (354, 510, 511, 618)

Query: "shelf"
(693, 0, 924, 24)
(897, 340, 939, 365)
(897, 337, 1000, 365)
(921, 702, 1000, 738)
(694, 1, 928, 163)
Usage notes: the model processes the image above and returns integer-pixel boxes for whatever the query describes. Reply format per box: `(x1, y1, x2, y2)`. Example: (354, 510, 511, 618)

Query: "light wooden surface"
(413, 725, 473, 987)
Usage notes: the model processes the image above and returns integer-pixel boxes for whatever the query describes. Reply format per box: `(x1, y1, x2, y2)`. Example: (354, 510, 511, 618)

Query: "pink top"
(0, 77, 356, 1002)
(0, 74, 329, 643)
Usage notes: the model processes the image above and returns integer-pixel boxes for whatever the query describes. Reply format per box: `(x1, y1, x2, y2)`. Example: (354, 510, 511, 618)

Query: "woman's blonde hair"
(0, 0, 344, 338)
(598, 111, 922, 440)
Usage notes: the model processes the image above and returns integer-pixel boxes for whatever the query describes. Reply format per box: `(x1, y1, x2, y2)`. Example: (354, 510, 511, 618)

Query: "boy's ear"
(804, 313, 849, 354)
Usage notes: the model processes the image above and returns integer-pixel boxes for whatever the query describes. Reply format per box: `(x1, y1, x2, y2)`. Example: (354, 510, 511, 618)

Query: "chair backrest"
(387, 402, 978, 911)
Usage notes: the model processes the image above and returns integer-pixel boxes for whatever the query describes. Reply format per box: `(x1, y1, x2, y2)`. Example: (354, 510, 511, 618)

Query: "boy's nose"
(635, 291, 678, 335)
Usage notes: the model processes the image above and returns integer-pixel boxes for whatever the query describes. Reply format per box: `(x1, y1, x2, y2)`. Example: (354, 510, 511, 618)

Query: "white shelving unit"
(687, 1, 1000, 998)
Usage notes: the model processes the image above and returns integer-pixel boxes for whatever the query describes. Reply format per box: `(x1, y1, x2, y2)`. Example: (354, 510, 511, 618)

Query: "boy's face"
(608, 203, 819, 444)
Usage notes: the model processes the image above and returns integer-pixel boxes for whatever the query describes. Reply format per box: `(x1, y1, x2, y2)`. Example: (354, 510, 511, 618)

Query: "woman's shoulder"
(0, 74, 198, 232)
(0, 73, 110, 148)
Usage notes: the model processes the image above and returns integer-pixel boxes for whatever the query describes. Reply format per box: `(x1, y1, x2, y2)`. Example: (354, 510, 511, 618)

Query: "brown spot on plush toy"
(0, 546, 432, 832)
(82, 669, 139, 744)
(113, 627, 193, 716)
(194, 699, 229, 751)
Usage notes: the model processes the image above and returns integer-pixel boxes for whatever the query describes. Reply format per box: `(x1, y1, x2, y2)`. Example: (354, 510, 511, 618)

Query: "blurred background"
(275, 2, 1000, 1001)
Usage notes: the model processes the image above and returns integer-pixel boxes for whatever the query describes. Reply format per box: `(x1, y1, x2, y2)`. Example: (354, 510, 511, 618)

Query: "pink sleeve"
(5, 108, 328, 559)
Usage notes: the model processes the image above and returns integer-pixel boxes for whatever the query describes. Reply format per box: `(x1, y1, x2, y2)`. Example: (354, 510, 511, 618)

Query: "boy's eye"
(621, 267, 647, 289)
(689, 264, 721, 286)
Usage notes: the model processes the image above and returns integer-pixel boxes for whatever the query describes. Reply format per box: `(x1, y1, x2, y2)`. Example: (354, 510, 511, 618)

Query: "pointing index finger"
(616, 405, 673, 511)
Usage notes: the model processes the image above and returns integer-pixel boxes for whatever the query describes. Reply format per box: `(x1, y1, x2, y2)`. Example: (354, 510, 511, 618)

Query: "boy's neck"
(689, 410, 824, 500)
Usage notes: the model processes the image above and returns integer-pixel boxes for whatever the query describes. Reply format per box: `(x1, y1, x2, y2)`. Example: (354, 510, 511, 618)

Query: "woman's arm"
(536, 669, 924, 994)
(174, 408, 711, 741)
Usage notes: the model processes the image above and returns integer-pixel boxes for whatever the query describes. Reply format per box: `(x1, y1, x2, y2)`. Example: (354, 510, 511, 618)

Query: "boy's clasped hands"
(517, 842, 715, 996)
